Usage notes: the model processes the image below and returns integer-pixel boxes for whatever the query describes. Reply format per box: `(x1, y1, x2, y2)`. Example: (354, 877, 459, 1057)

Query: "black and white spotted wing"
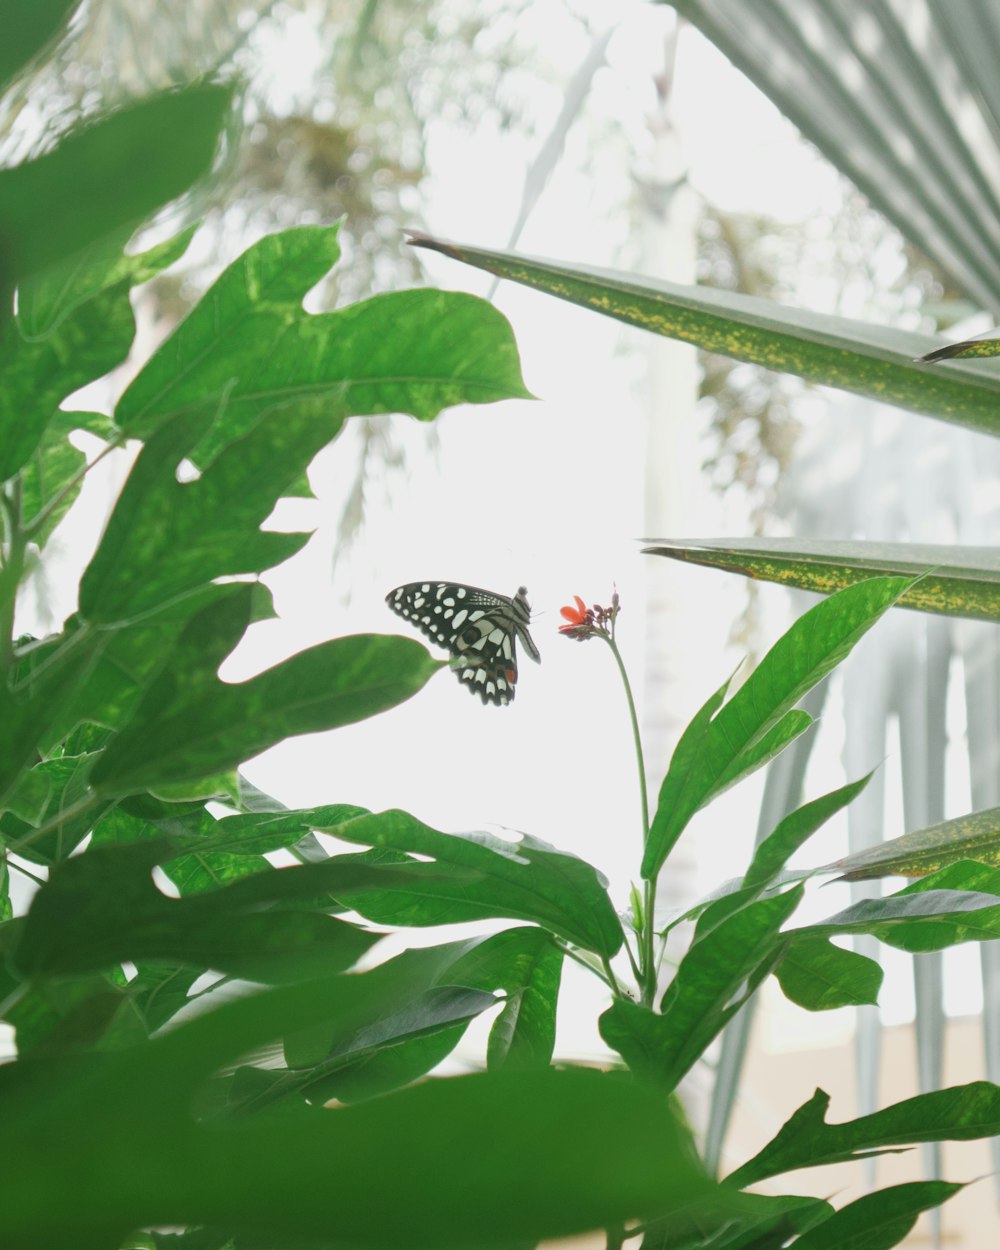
(386, 582, 541, 706)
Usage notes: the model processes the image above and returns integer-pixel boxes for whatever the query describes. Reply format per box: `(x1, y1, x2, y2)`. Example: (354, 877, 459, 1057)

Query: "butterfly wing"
(385, 582, 538, 706)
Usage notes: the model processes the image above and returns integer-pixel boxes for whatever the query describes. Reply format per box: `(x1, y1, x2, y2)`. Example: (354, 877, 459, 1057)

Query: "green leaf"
(0, 1, 78, 91)
(19, 411, 112, 547)
(0, 752, 107, 865)
(115, 226, 533, 455)
(798, 864, 1000, 953)
(0, 84, 230, 286)
(265, 936, 524, 1106)
(40, 585, 273, 753)
(406, 233, 1000, 438)
(776, 936, 883, 1011)
(78, 401, 329, 627)
(645, 537, 1000, 624)
(321, 808, 624, 957)
(17, 224, 195, 340)
(643, 577, 912, 879)
(789, 1181, 963, 1250)
(90, 590, 442, 795)
(4, 971, 124, 1056)
(744, 773, 874, 890)
(0, 274, 135, 480)
(15, 838, 383, 984)
(453, 926, 563, 1070)
(640, 1191, 832, 1250)
(829, 806, 1000, 880)
(0, 989, 720, 1250)
(600, 887, 802, 1091)
(727, 1082, 1000, 1188)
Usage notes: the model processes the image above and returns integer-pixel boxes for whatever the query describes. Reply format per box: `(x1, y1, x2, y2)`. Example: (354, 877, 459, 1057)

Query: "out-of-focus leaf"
(320, 808, 623, 957)
(0, 84, 230, 286)
(17, 225, 195, 341)
(744, 773, 874, 890)
(600, 887, 802, 1091)
(789, 1181, 962, 1250)
(0, 0, 78, 91)
(406, 233, 1000, 438)
(829, 807, 1000, 880)
(115, 225, 533, 458)
(727, 1083, 1000, 1188)
(15, 838, 384, 984)
(0, 980, 720, 1250)
(776, 936, 883, 1011)
(643, 578, 911, 879)
(90, 602, 441, 796)
(5, 971, 123, 1057)
(639, 1191, 833, 1250)
(645, 537, 1000, 624)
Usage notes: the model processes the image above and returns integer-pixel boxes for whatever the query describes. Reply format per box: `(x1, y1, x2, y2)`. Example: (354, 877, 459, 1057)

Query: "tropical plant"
(12, 4, 1000, 1250)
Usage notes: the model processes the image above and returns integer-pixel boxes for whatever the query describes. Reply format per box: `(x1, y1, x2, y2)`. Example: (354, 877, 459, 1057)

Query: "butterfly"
(385, 581, 541, 705)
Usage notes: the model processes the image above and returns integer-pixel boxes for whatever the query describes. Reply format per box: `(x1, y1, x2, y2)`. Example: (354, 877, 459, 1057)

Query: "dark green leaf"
(789, 1181, 962, 1250)
(14, 838, 387, 983)
(322, 808, 624, 957)
(643, 578, 911, 878)
(115, 226, 533, 456)
(0, 991, 720, 1250)
(600, 887, 802, 1091)
(0, 84, 230, 285)
(0, 1, 78, 91)
(640, 1191, 832, 1250)
(645, 537, 1000, 624)
(17, 224, 194, 340)
(0, 751, 107, 865)
(407, 233, 1000, 438)
(775, 936, 883, 1011)
(89, 589, 442, 795)
(728, 1083, 1000, 1187)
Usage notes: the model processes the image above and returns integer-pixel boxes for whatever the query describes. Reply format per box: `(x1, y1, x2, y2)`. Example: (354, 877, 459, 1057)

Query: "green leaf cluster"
(10, 6, 1000, 1250)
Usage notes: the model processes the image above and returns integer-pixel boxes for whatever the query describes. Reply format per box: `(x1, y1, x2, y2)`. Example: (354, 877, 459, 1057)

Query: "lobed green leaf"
(0, 84, 229, 286)
(116, 225, 533, 457)
(727, 1082, 1000, 1187)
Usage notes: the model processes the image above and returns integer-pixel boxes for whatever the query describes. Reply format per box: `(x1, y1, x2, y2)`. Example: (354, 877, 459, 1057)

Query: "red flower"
(558, 589, 621, 641)
(559, 595, 596, 640)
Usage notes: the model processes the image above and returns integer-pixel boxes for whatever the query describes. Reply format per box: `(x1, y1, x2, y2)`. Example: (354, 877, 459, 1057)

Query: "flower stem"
(603, 631, 658, 1005)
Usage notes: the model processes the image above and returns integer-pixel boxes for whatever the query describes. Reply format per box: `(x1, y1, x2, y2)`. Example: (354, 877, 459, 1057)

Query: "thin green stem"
(600, 952, 622, 998)
(22, 431, 126, 542)
(0, 480, 26, 670)
(602, 630, 657, 1005)
(8, 795, 99, 855)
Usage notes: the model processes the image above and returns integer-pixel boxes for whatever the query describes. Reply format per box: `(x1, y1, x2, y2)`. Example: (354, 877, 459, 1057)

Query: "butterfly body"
(386, 581, 540, 705)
